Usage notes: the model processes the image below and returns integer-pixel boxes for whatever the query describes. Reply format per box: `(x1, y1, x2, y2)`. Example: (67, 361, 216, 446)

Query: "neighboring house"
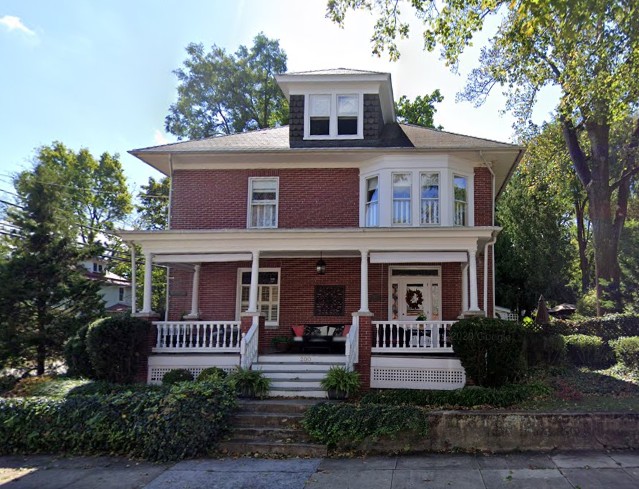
(82, 259, 132, 314)
(120, 69, 523, 394)
(494, 306, 519, 321)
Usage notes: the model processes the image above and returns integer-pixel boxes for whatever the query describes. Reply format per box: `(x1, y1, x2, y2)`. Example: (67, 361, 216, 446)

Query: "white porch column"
(359, 249, 370, 313)
(185, 264, 201, 319)
(461, 263, 468, 313)
(468, 248, 480, 312)
(130, 245, 137, 314)
(248, 250, 260, 313)
(141, 250, 154, 314)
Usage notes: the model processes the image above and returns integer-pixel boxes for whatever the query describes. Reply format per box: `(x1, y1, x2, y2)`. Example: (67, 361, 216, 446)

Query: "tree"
(395, 90, 443, 128)
(0, 160, 103, 374)
(165, 33, 288, 140)
(328, 0, 639, 310)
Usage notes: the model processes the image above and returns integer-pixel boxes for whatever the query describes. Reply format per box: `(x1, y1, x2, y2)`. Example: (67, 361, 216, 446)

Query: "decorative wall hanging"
(314, 285, 345, 316)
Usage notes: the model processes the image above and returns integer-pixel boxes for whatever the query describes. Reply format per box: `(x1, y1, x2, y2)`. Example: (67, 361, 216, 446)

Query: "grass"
(3, 375, 91, 399)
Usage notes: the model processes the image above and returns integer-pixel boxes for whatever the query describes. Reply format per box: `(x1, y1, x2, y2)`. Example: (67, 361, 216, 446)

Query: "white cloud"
(153, 129, 169, 145)
(0, 15, 36, 36)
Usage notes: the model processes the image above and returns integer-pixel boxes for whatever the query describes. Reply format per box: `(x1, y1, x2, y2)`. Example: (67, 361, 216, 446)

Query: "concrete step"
(237, 399, 320, 414)
(232, 427, 312, 443)
(268, 387, 327, 399)
(258, 371, 326, 380)
(232, 412, 303, 428)
(270, 379, 323, 389)
(217, 440, 327, 458)
(253, 362, 336, 372)
(257, 354, 345, 364)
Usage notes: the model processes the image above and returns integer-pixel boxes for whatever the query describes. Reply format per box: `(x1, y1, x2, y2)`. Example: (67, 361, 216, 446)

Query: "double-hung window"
(453, 175, 468, 226)
(337, 95, 358, 135)
(238, 270, 280, 324)
(307, 93, 361, 138)
(309, 95, 331, 136)
(392, 173, 412, 225)
(365, 176, 379, 227)
(248, 178, 278, 228)
(420, 172, 440, 225)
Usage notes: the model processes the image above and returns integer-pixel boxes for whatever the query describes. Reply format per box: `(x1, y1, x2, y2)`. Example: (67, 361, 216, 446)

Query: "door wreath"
(405, 288, 424, 308)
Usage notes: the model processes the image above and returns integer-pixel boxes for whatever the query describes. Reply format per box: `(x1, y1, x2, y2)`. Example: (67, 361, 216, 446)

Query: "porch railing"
(240, 322, 259, 369)
(372, 320, 456, 353)
(345, 318, 359, 371)
(153, 321, 241, 353)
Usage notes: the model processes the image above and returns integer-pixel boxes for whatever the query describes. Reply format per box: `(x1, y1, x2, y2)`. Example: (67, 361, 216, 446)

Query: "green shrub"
(162, 369, 194, 384)
(320, 366, 360, 398)
(555, 314, 639, 342)
(0, 375, 18, 396)
(302, 402, 429, 449)
(66, 381, 166, 397)
(610, 337, 639, 371)
(196, 367, 227, 382)
(64, 325, 95, 378)
(227, 367, 270, 398)
(525, 332, 566, 367)
(450, 317, 527, 387)
(360, 382, 551, 408)
(564, 334, 614, 368)
(0, 381, 237, 462)
(85, 316, 149, 384)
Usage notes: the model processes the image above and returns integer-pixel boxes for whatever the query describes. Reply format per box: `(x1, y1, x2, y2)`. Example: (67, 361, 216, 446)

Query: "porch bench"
(291, 324, 349, 353)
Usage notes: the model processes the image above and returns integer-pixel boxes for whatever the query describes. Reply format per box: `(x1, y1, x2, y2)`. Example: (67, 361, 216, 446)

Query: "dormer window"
(305, 93, 363, 139)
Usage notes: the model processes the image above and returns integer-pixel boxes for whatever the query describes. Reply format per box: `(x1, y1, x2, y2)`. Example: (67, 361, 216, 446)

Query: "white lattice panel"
(370, 356, 466, 390)
(147, 354, 240, 384)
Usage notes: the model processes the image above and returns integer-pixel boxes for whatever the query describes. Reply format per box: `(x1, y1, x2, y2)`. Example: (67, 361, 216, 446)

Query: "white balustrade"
(421, 199, 440, 224)
(344, 319, 359, 372)
(371, 321, 456, 353)
(153, 321, 241, 353)
(454, 201, 467, 226)
(240, 322, 259, 369)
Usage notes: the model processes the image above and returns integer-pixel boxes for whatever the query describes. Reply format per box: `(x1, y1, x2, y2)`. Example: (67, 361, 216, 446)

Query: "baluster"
(167, 324, 174, 348)
(156, 324, 162, 348)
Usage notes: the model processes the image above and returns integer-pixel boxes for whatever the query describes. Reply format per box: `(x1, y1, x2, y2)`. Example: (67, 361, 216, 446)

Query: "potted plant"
(271, 335, 293, 353)
(320, 366, 360, 400)
(227, 367, 271, 399)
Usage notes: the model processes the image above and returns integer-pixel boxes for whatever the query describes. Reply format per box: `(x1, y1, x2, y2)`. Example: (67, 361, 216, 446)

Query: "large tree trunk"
(574, 197, 590, 294)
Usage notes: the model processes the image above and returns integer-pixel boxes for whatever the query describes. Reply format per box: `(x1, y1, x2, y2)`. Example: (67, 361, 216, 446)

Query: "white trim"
(387, 266, 441, 321)
(304, 92, 364, 140)
(391, 171, 412, 226)
(247, 177, 279, 229)
(154, 253, 252, 263)
(236, 267, 281, 327)
(371, 252, 467, 264)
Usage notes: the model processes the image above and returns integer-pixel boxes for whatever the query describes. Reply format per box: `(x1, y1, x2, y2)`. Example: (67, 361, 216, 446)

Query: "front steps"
(253, 354, 345, 398)
(217, 399, 327, 457)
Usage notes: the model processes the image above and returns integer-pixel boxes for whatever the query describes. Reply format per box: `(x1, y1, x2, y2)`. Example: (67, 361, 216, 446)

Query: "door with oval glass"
(392, 276, 441, 321)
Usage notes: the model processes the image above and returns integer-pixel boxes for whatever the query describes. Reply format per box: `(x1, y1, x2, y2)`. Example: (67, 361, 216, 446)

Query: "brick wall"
(171, 168, 359, 230)
(474, 166, 493, 226)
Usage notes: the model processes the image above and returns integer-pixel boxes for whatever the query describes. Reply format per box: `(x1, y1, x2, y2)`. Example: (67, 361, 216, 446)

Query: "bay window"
(392, 173, 412, 225)
(420, 172, 440, 225)
(365, 176, 379, 226)
(453, 175, 467, 226)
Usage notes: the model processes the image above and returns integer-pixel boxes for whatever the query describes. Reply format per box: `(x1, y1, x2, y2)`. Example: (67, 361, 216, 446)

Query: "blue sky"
(0, 0, 558, 202)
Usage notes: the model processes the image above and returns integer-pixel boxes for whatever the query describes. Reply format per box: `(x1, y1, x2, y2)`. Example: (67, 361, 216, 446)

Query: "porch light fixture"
(316, 252, 326, 275)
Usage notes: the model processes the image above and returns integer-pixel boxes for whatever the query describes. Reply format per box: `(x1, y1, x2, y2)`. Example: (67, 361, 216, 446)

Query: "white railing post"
(152, 321, 241, 353)
(345, 318, 359, 371)
(240, 322, 259, 370)
(371, 320, 456, 353)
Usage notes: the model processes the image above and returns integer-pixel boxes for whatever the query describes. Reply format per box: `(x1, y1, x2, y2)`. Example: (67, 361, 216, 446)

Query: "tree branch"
(560, 116, 591, 187)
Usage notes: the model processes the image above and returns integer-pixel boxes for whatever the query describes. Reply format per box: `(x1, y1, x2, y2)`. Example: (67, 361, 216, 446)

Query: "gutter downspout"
(480, 152, 497, 316)
(164, 155, 174, 322)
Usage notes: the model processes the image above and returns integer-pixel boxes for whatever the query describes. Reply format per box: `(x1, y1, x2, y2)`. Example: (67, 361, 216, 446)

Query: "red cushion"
(342, 325, 351, 336)
(292, 325, 304, 337)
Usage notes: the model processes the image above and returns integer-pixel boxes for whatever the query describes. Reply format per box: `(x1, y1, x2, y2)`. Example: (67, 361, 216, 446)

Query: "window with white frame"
(453, 175, 468, 226)
(306, 93, 362, 139)
(238, 270, 280, 324)
(248, 178, 278, 228)
(392, 172, 412, 225)
(365, 176, 379, 227)
(337, 95, 358, 135)
(309, 94, 330, 135)
(420, 172, 440, 225)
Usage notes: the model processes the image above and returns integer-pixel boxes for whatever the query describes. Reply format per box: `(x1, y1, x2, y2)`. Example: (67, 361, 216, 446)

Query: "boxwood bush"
(610, 336, 639, 371)
(0, 381, 236, 462)
(162, 369, 194, 384)
(563, 334, 614, 368)
(450, 317, 527, 387)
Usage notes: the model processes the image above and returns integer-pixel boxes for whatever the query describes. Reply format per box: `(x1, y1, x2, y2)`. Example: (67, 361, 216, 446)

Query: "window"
(392, 173, 412, 225)
(365, 176, 379, 227)
(453, 175, 467, 226)
(118, 287, 125, 302)
(309, 95, 330, 135)
(92, 262, 103, 273)
(420, 172, 440, 225)
(248, 178, 278, 228)
(337, 95, 358, 135)
(238, 270, 280, 324)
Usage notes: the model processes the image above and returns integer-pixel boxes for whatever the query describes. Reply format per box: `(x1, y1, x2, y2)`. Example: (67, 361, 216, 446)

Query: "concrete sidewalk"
(1, 450, 638, 489)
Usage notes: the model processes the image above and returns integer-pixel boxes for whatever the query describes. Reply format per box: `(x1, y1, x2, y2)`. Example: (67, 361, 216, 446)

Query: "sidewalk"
(1, 450, 638, 488)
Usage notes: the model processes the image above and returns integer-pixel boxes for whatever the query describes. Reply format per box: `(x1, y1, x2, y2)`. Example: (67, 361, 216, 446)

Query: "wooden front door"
(391, 272, 441, 321)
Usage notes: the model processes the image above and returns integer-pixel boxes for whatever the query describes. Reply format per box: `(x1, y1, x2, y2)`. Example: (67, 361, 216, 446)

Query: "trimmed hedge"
(554, 314, 639, 341)
(525, 332, 566, 367)
(564, 334, 614, 368)
(302, 402, 429, 449)
(0, 381, 236, 462)
(162, 369, 194, 385)
(610, 337, 639, 371)
(197, 367, 228, 382)
(450, 317, 527, 387)
(360, 382, 551, 408)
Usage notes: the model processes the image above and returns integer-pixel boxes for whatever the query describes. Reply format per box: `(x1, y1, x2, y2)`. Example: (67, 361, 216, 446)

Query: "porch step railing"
(372, 320, 456, 353)
(240, 322, 259, 370)
(345, 317, 359, 371)
(153, 321, 241, 353)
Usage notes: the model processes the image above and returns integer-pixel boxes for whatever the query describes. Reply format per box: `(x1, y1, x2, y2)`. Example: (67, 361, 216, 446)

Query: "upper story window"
(248, 177, 278, 229)
(365, 176, 379, 227)
(118, 287, 125, 302)
(453, 175, 467, 226)
(420, 172, 440, 225)
(392, 173, 412, 225)
(306, 93, 362, 139)
(92, 262, 103, 273)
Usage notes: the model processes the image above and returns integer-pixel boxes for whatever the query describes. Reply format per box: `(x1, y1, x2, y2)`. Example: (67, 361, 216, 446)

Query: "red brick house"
(120, 69, 523, 395)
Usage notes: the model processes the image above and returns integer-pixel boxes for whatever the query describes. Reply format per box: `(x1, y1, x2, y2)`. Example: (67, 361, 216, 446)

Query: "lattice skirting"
(370, 356, 466, 390)
(147, 354, 240, 384)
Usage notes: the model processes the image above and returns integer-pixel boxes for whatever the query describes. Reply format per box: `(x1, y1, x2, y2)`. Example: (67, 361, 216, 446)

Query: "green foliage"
(556, 314, 639, 342)
(394, 90, 443, 129)
(226, 367, 270, 399)
(320, 366, 360, 398)
(450, 317, 527, 387)
(85, 316, 149, 384)
(302, 402, 429, 449)
(0, 375, 18, 395)
(66, 380, 166, 397)
(196, 367, 227, 382)
(610, 337, 639, 371)
(63, 325, 95, 378)
(525, 332, 566, 367)
(564, 334, 614, 369)
(162, 369, 194, 385)
(135, 176, 170, 231)
(360, 382, 551, 408)
(0, 381, 237, 462)
(165, 33, 288, 140)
